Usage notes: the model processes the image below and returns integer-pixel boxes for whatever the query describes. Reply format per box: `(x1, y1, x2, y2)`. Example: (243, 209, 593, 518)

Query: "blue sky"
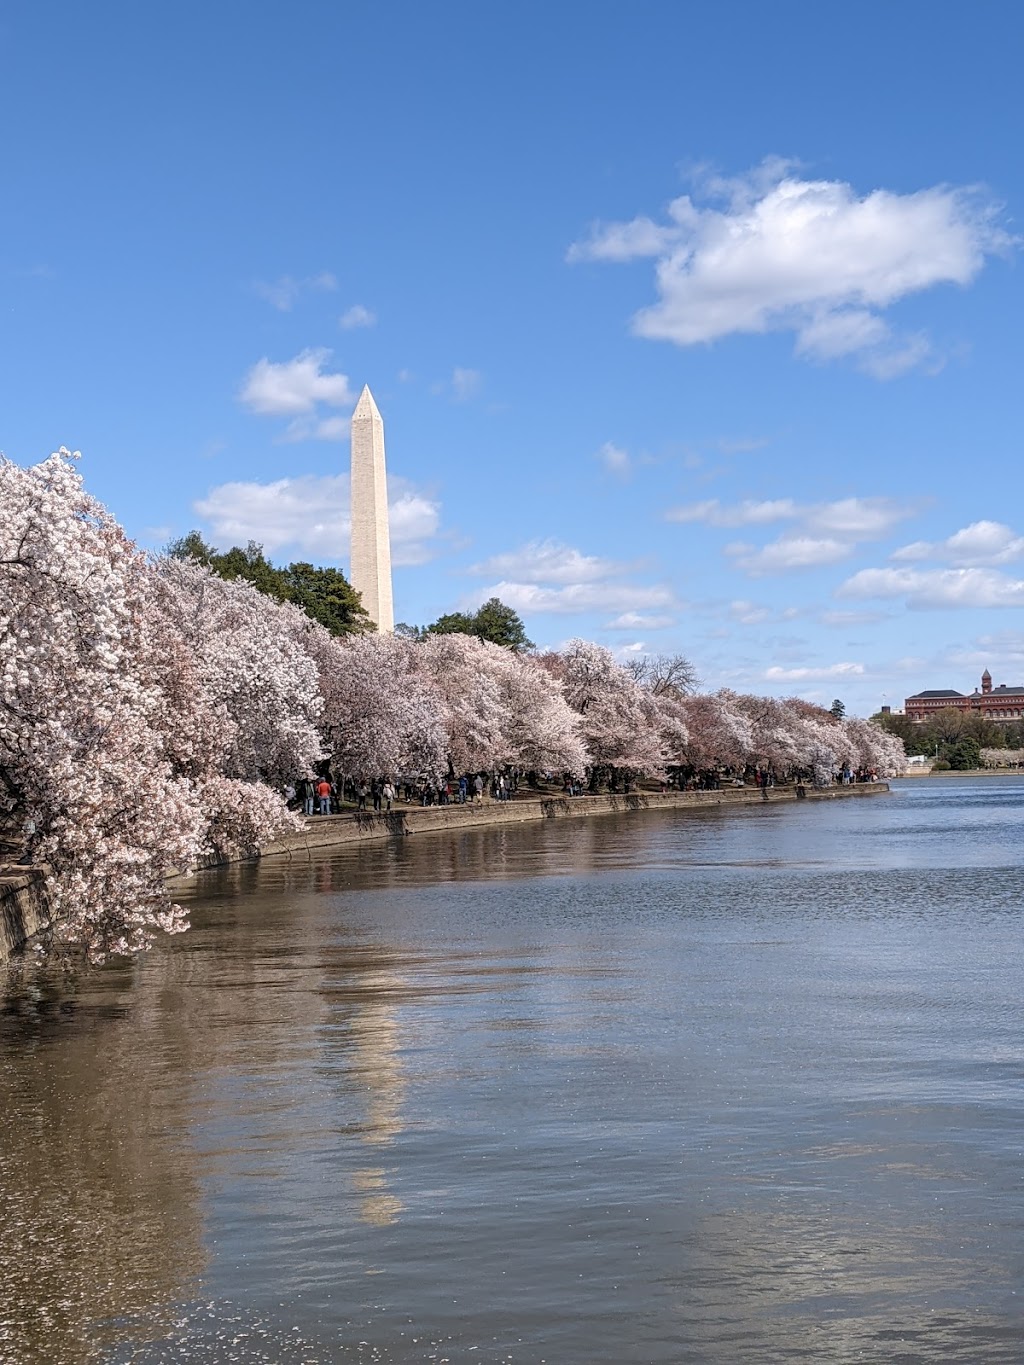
(3, 1, 1023, 715)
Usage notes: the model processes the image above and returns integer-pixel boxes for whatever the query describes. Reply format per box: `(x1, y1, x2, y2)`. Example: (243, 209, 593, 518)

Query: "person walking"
(382, 780, 394, 812)
(316, 776, 332, 815)
(301, 776, 316, 816)
(473, 773, 484, 803)
(459, 775, 468, 804)
(357, 782, 369, 811)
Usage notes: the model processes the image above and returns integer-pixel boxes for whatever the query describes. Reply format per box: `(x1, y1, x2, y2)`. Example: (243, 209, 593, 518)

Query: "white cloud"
(667, 498, 797, 527)
(452, 367, 482, 401)
(252, 272, 337, 312)
(838, 566, 1024, 609)
(891, 520, 1024, 567)
(673, 495, 918, 577)
(194, 473, 440, 567)
(818, 608, 888, 627)
(470, 539, 626, 585)
(729, 599, 773, 625)
(567, 216, 677, 263)
(279, 414, 350, 443)
(468, 579, 675, 616)
(339, 304, 376, 330)
(569, 160, 1015, 375)
(764, 662, 865, 681)
(605, 612, 676, 629)
(239, 349, 353, 417)
(727, 536, 852, 576)
(466, 538, 675, 620)
(802, 497, 916, 538)
(667, 495, 913, 538)
(598, 441, 630, 475)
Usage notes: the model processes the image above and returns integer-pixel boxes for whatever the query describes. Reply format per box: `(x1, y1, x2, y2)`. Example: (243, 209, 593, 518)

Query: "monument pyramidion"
(349, 384, 394, 632)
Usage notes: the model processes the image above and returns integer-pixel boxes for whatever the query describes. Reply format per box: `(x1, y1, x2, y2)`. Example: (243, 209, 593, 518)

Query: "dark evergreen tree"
(167, 531, 370, 636)
(425, 597, 533, 650)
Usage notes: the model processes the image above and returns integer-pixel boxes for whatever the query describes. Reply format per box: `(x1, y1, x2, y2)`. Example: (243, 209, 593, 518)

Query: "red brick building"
(906, 670, 1024, 723)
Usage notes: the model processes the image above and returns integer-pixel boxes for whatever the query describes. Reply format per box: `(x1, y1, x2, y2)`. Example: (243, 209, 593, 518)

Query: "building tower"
(982, 669, 992, 695)
(349, 385, 394, 632)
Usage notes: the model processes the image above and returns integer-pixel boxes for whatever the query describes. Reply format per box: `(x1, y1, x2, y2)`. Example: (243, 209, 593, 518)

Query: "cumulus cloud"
(727, 536, 853, 576)
(605, 612, 676, 629)
(252, 272, 337, 312)
(891, 520, 1024, 566)
(239, 349, 353, 417)
(764, 662, 865, 681)
(837, 566, 1024, 609)
(465, 537, 674, 619)
(470, 579, 675, 616)
(729, 599, 774, 625)
(803, 497, 916, 538)
(280, 414, 350, 443)
(469, 539, 627, 585)
(668, 495, 912, 538)
(194, 473, 441, 567)
(676, 495, 919, 577)
(339, 304, 376, 330)
(667, 498, 798, 527)
(569, 160, 1015, 375)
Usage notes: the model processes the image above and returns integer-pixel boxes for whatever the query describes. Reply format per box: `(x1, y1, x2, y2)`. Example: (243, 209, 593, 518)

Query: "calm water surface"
(2, 778, 1024, 1364)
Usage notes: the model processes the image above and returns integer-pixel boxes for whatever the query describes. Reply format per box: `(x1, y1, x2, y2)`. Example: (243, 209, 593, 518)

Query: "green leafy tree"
(870, 710, 930, 756)
(425, 597, 533, 650)
(829, 698, 846, 720)
(945, 737, 981, 770)
(167, 531, 370, 636)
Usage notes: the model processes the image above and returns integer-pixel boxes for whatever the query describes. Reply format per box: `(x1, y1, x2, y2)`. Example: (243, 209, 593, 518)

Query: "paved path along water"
(2, 777, 1023, 1363)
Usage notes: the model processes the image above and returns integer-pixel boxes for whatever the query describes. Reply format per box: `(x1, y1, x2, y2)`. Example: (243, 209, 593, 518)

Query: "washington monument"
(349, 385, 394, 632)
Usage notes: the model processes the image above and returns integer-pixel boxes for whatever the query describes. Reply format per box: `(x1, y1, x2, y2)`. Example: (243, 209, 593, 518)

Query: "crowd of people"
(288, 770, 517, 813)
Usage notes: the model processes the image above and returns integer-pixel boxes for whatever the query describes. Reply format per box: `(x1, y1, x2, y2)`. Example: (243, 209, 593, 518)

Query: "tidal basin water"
(3, 778, 1024, 1364)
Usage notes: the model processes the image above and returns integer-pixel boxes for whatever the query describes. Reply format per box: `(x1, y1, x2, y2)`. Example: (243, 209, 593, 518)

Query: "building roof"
(907, 689, 965, 700)
(991, 685, 1024, 696)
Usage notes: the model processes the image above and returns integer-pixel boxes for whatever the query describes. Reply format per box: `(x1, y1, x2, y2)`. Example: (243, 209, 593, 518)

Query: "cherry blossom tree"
(540, 640, 664, 777)
(412, 633, 589, 777)
(680, 691, 754, 771)
(323, 631, 448, 779)
(490, 644, 589, 775)
(1, 452, 321, 960)
(0, 451, 205, 960)
(147, 557, 323, 857)
(842, 715, 905, 776)
(413, 633, 509, 773)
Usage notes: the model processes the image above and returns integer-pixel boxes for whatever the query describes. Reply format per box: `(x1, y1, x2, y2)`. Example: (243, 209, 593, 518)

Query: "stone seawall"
(1, 783, 889, 962)
(0, 870, 49, 963)
(260, 782, 890, 861)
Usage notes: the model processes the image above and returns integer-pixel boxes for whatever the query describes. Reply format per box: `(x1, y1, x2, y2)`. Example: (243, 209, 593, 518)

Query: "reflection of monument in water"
(349, 385, 394, 633)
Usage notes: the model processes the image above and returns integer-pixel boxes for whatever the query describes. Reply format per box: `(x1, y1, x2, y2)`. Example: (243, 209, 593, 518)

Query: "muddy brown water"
(2, 777, 1023, 1363)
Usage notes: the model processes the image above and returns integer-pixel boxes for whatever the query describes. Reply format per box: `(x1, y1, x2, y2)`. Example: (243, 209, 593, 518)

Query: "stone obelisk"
(349, 385, 394, 632)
